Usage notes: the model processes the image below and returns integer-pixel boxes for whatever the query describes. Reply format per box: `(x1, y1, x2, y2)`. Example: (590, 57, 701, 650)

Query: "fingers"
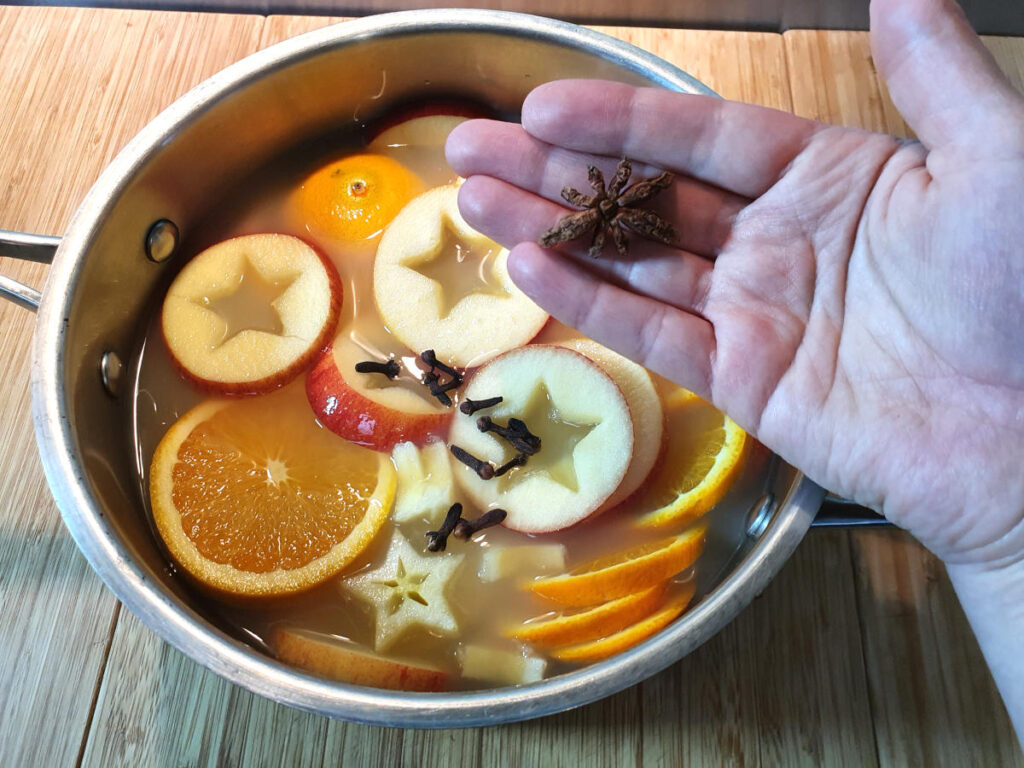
(508, 242, 715, 398)
(518, 80, 820, 198)
(447, 119, 746, 257)
(870, 0, 1024, 151)
(458, 175, 714, 314)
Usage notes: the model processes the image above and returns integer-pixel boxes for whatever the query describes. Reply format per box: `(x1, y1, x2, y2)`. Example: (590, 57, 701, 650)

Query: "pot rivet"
(145, 219, 179, 263)
(100, 351, 123, 397)
(746, 493, 776, 539)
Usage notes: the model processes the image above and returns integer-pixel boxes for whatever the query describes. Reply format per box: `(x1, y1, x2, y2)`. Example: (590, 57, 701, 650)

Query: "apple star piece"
(344, 530, 464, 651)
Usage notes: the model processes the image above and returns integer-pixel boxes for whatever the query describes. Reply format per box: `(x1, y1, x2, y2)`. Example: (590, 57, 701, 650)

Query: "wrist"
(945, 555, 1024, 742)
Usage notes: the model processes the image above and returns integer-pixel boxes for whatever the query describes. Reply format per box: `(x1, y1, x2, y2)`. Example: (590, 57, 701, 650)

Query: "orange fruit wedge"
(149, 385, 395, 596)
(509, 583, 668, 647)
(633, 389, 747, 529)
(550, 582, 697, 663)
(527, 526, 705, 607)
(294, 153, 423, 243)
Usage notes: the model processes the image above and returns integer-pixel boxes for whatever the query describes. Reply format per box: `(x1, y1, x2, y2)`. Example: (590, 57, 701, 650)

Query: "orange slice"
(509, 583, 668, 646)
(149, 385, 395, 596)
(527, 526, 705, 607)
(294, 153, 423, 243)
(634, 388, 747, 529)
(550, 582, 696, 663)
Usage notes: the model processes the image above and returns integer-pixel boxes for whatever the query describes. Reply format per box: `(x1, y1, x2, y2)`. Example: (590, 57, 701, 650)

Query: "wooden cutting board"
(0, 7, 1020, 766)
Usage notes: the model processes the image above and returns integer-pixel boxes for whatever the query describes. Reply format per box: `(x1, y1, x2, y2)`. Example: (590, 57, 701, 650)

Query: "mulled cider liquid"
(129, 126, 766, 688)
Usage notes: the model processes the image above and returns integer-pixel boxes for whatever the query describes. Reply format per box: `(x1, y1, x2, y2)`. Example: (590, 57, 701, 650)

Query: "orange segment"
(150, 385, 395, 596)
(550, 582, 696, 663)
(294, 154, 423, 242)
(528, 526, 705, 607)
(634, 389, 747, 529)
(509, 583, 668, 647)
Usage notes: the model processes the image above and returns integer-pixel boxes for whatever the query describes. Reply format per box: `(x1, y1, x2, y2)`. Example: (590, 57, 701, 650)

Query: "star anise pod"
(539, 158, 677, 258)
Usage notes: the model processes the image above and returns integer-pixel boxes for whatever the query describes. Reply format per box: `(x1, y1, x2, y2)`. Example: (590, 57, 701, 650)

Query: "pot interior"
(47, 13, 816, 723)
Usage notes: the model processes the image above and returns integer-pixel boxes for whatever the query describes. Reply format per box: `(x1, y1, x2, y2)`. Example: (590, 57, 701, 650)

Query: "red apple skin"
(367, 99, 495, 143)
(272, 629, 448, 692)
(306, 347, 451, 452)
(163, 233, 342, 397)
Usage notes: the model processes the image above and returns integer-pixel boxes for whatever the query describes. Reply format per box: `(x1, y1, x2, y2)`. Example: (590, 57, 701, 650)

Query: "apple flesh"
(271, 627, 448, 692)
(560, 338, 663, 511)
(306, 339, 450, 452)
(162, 233, 341, 395)
(373, 183, 548, 368)
(449, 345, 634, 533)
(367, 100, 493, 149)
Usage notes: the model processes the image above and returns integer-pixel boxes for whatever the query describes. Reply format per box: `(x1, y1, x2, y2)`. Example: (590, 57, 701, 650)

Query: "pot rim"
(30, 9, 821, 727)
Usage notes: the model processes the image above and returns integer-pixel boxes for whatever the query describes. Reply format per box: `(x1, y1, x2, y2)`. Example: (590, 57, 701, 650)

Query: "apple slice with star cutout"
(373, 183, 548, 368)
(449, 345, 634, 533)
(162, 233, 341, 395)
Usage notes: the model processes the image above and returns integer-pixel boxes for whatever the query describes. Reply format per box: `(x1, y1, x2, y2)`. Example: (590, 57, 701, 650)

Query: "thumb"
(870, 0, 1024, 151)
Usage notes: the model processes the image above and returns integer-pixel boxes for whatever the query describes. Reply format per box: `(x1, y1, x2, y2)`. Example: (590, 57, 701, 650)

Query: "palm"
(703, 130, 1024, 562)
(446, 1, 1024, 564)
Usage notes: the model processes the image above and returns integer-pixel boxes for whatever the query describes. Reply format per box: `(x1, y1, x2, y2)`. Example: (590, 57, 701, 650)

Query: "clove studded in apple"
(449, 345, 635, 533)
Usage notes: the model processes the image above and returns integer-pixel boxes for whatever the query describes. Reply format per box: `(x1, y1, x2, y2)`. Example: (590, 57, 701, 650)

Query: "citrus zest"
(528, 526, 705, 607)
(294, 153, 423, 243)
(634, 390, 747, 529)
(549, 582, 696, 663)
(509, 583, 668, 646)
(149, 386, 395, 596)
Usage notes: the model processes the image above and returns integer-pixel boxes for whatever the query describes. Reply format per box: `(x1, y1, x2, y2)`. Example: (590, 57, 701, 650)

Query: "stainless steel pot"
(0, 9, 884, 727)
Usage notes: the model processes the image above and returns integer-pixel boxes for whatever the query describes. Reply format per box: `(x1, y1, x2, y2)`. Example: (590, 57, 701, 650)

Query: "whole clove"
(493, 453, 528, 477)
(419, 349, 463, 407)
(477, 415, 542, 455)
(450, 445, 494, 480)
(420, 349, 459, 378)
(354, 358, 400, 379)
(425, 503, 463, 552)
(423, 372, 453, 407)
(459, 396, 503, 416)
(453, 509, 508, 540)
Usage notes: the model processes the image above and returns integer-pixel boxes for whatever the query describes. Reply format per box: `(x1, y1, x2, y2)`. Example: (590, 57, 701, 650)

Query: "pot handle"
(0, 230, 59, 311)
(811, 495, 891, 528)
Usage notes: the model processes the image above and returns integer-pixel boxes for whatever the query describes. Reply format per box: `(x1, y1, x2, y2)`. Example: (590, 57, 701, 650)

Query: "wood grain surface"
(0, 7, 1019, 766)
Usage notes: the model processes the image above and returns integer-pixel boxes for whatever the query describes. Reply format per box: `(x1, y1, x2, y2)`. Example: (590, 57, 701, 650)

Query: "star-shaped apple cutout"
(448, 345, 635, 533)
(373, 183, 548, 367)
(407, 216, 508, 319)
(200, 258, 297, 347)
(344, 530, 464, 651)
(500, 382, 597, 493)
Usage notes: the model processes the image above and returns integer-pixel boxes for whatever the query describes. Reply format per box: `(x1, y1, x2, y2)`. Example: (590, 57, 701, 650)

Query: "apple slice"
(560, 339, 663, 511)
(306, 338, 450, 452)
(479, 542, 567, 583)
(373, 183, 548, 368)
(448, 345, 634, 533)
(271, 627, 448, 692)
(391, 440, 456, 524)
(458, 644, 547, 686)
(367, 100, 492, 149)
(162, 233, 340, 395)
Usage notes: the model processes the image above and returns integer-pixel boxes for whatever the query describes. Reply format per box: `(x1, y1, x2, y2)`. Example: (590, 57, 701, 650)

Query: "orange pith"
(634, 388, 747, 529)
(294, 154, 423, 242)
(509, 583, 669, 646)
(150, 385, 395, 596)
(527, 526, 705, 607)
(549, 582, 696, 663)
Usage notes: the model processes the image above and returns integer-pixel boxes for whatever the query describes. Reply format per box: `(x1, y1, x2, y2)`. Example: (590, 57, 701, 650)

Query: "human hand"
(446, 0, 1024, 567)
